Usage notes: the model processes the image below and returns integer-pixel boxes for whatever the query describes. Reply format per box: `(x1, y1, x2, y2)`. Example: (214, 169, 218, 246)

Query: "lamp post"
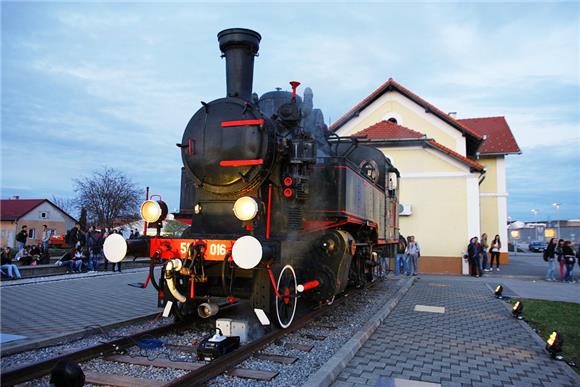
(531, 209, 540, 241)
(552, 203, 561, 239)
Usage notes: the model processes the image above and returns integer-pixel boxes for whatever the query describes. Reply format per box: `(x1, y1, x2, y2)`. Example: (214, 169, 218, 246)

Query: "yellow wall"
(399, 177, 468, 257)
(479, 158, 498, 193)
(480, 196, 499, 241)
(338, 93, 463, 153)
(382, 147, 471, 258)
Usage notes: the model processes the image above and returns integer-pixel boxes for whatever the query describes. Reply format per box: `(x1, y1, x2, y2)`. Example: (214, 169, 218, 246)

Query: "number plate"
(149, 239, 235, 261)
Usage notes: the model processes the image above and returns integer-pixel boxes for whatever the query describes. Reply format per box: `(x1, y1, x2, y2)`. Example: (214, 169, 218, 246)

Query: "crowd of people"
(544, 238, 579, 283)
(466, 233, 502, 277)
(1, 223, 141, 279)
(377, 235, 421, 277)
(57, 223, 140, 274)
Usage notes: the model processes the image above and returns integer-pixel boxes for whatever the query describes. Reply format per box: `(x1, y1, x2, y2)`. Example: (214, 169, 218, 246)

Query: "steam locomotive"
(103, 28, 400, 328)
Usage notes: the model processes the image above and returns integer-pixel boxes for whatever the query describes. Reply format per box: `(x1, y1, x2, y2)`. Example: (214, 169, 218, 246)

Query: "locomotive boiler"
(103, 28, 400, 328)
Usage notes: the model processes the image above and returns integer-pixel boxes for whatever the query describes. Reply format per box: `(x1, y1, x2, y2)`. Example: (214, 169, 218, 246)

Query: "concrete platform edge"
(0, 311, 161, 357)
(303, 277, 416, 387)
(490, 284, 580, 383)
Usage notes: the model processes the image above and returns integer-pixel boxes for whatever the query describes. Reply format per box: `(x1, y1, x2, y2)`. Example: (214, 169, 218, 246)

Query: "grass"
(512, 298, 580, 373)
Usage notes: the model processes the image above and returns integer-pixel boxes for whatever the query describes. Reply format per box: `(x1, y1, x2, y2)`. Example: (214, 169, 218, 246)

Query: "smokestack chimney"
(217, 28, 261, 102)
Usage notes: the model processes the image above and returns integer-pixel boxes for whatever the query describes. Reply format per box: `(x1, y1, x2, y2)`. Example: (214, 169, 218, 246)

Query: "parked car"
(528, 241, 547, 252)
(48, 233, 67, 248)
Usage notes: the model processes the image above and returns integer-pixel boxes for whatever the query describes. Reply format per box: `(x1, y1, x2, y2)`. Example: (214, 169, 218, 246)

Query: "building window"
(41, 212, 47, 218)
(28, 228, 36, 239)
(383, 112, 403, 125)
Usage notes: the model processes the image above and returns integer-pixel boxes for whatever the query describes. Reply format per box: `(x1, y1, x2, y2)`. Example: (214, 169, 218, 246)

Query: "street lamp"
(552, 203, 561, 239)
(531, 209, 540, 241)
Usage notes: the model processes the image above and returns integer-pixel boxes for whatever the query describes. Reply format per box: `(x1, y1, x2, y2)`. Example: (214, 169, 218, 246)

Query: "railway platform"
(330, 275, 580, 387)
(0, 268, 160, 355)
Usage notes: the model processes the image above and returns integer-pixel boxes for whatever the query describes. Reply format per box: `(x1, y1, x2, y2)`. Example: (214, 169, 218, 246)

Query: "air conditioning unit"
(399, 203, 412, 216)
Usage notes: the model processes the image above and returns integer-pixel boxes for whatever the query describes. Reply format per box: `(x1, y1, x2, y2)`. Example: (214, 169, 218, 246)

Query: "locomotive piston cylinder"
(217, 28, 261, 101)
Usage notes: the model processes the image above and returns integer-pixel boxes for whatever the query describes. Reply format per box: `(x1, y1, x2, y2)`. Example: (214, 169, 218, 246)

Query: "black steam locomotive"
(103, 28, 400, 328)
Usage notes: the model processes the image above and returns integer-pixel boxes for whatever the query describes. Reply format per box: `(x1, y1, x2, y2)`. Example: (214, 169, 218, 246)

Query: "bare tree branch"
(73, 168, 142, 228)
(51, 196, 79, 219)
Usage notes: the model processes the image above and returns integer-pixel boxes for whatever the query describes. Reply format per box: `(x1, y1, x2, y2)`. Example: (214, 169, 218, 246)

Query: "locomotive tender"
(103, 28, 400, 328)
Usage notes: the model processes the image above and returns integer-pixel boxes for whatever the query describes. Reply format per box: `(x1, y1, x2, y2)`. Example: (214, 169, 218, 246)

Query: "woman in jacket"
(544, 238, 557, 281)
(468, 237, 482, 277)
(556, 239, 565, 280)
(481, 233, 489, 272)
(489, 235, 501, 271)
(562, 241, 576, 283)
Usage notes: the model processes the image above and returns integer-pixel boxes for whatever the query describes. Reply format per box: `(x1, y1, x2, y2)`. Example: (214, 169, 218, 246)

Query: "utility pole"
(552, 203, 561, 239)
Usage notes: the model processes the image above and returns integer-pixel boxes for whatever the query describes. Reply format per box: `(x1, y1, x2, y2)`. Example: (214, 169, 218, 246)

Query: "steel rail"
(164, 281, 377, 387)
(0, 319, 192, 386)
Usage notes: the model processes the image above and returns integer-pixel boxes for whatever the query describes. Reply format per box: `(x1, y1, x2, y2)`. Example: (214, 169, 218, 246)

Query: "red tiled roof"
(353, 120, 426, 140)
(352, 120, 485, 172)
(0, 199, 46, 221)
(330, 78, 483, 141)
(458, 116, 521, 155)
(426, 140, 485, 172)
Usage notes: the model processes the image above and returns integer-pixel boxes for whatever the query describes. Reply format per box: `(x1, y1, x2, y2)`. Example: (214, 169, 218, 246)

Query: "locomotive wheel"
(275, 264, 298, 329)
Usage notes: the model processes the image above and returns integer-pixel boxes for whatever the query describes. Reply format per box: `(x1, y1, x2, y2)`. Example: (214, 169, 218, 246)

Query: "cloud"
(507, 141, 580, 220)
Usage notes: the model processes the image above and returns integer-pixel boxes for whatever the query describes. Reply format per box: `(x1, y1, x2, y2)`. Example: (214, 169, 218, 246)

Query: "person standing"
(481, 233, 489, 272)
(405, 236, 420, 276)
(86, 226, 100, 273)
(556, 239, 565, 281)
(544, 238, 557, 281)
(489, 235, 501, 271)
(468, 236, 482, 277)
(562, 241, 576, 283)
(395, 235, 407, 276)
(41, 225, 51, 252)
(15, 225, 28, 254)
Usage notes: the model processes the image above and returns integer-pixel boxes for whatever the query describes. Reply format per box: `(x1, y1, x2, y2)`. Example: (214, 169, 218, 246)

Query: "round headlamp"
(140, 200, 168, 223)
(233, 196, 259, 221)
(232, 235, 262, 269)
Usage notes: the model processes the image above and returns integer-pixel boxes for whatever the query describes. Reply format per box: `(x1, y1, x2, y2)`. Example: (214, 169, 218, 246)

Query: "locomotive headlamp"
(194, 203, 202, 215)
(103, 233, 127, 263)
(233, 196, 259, 221)
(140, 200, 168, 223)
(232, 235, 263, 269)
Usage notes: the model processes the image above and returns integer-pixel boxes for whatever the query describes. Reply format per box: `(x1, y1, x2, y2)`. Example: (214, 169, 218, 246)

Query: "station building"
(332, 79, 520, 274)
(0, 198, 77, 248)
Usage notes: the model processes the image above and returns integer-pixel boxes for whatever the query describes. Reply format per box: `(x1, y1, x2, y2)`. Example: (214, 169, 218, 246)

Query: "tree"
(51, 196, 79, 219)
(79, 207, 88, 230)
(74, 168, 142, 228)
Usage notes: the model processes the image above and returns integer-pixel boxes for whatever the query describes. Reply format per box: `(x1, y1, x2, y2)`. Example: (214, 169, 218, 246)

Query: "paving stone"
(1, 270, 160, 351)
(332, 276, 580, 387)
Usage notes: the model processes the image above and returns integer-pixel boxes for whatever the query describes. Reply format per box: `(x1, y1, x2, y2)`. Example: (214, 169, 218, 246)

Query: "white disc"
(103, 233, 127, 263)
(232, 235, 262, 269)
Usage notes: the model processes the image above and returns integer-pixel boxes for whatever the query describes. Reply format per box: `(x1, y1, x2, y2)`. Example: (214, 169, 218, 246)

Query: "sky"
(1, 1, 579, 222)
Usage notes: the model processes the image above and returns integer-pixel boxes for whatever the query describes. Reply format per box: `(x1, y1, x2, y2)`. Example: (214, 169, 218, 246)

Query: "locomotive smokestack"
(218, 28, 261, 102)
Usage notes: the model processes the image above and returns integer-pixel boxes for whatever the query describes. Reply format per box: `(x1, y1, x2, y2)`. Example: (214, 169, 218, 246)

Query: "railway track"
(2, 280, 386, 387)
